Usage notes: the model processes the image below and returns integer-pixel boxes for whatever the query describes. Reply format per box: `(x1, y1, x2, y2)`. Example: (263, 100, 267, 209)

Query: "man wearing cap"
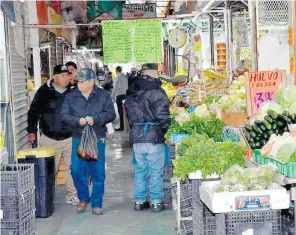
(125, 63, 170, 213)
(61, 68, 116, 215)
(27, 65, 79, 206)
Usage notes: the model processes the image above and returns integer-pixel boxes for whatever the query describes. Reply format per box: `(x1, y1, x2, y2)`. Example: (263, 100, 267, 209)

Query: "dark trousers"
(116, 95, 126, 130)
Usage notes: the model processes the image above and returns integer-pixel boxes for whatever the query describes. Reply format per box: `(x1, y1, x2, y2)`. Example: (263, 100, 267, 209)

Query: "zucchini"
(267, 110, 279, 120)
(262, 120, 272, 130)
(264, 115, 274, 123)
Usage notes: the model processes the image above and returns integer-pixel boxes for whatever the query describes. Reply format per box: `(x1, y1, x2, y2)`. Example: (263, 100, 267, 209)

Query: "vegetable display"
(173, 135, 246, 180)
(214, 164, 279, 192)
(165, 109, 225, 142)
(244, 110, 296, 149)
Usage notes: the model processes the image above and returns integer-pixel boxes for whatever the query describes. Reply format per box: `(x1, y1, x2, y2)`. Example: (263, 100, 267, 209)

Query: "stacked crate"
(163, 145, 175, 206)
(1, 164, 35, 235)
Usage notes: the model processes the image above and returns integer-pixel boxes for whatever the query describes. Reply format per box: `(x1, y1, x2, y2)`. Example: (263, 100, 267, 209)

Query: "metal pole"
(248, 0, 258, 71)
(209, 13, 215, 66)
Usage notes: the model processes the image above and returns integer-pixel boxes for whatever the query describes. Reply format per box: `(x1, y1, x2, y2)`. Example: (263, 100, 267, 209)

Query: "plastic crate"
(170, 145, 176, 160)
(0, 189, 35, 220)
(163, 164, 173, 182)
(1, 211, 35, 235)
(181, 220, 193, 235)
(192, 202, 217, 235)
(1, 164, 35, 197)
(171, 180, 192, 217)
(225, 210, 282, 235)
(253, 149, 296, 178)
(171, 133, 189, 144)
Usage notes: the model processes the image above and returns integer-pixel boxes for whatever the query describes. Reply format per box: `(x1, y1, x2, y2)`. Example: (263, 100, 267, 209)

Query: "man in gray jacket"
(111, 66, 128, 131)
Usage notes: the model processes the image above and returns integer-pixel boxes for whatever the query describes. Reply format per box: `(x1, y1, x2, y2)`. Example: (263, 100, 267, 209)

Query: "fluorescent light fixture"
(202, 0, 215, 12)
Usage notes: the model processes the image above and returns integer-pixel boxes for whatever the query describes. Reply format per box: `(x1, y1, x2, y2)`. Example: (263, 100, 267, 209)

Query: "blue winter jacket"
(60, 86, 116, 139)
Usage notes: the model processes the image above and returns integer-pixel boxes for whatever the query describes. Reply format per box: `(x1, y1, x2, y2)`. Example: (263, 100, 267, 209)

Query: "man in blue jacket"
(125, 63, 170, 213)
(60, 68, 116, 215)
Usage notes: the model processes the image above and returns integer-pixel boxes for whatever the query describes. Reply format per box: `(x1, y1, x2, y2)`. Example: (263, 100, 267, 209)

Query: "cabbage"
(259, 101, 283, 120)
(242, 168, 258, 180)
(257, 177, 271, 188)
(276, 143, 296, 162)
(275, 86, 296, 109)
(214, 184, 231, 193)
(221, 165, 244, 185)
(258, 164, 276, 180)
(230, 184, 247, 192)
(248, 183, 265, 191)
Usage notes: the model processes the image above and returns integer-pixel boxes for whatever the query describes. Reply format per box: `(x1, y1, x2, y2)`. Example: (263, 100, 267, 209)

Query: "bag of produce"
(221, 164, 244, 185)
(77, 124, 99, 161)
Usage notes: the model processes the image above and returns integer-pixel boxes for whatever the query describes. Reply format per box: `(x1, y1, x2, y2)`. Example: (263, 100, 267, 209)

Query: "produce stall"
(162, 65, 296, 234)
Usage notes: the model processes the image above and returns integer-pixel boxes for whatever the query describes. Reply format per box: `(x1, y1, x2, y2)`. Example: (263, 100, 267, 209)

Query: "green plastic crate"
(252, 149, 296, 178)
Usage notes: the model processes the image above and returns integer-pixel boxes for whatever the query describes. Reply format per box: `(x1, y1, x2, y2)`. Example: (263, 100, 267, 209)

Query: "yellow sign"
(240, 47, 251, 61)
(194, 42, 202, 52)
(102, 19, 163, 64)
(290, 56, 295, 74)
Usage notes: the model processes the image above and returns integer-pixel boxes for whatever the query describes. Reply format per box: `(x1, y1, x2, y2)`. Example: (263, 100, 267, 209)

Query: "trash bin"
(17, 147, 56, 218)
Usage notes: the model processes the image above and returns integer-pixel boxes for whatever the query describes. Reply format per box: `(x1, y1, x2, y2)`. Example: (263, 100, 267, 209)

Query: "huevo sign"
(245, 70, 286, 116)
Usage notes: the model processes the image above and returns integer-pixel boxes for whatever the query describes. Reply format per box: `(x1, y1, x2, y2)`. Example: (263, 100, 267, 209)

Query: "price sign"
(235, 195, 270, 211)
(246, 70, 286, 116)
(253, 91, 275, 113)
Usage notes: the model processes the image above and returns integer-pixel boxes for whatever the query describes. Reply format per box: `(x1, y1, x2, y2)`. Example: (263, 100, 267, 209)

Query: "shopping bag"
(112, 99, 120, 129)
(77, 124, 99, 161)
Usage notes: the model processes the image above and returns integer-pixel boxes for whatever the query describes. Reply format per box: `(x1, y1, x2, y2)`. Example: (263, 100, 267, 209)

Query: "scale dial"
(168, 29, 187, 48)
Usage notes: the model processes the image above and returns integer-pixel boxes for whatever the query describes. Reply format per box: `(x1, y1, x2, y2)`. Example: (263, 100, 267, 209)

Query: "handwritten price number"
(254, 91, 275, 110)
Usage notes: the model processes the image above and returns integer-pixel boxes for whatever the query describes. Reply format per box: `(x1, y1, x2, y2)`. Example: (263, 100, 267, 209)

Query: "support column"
(27, 0, 41, 89)
(209, 14, 215, 65)
(248, 0, 258, 71)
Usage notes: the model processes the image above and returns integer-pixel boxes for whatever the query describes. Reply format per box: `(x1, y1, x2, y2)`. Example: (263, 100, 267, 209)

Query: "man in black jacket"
(125, 63, 170, 213)
(27, 65, 78, 206)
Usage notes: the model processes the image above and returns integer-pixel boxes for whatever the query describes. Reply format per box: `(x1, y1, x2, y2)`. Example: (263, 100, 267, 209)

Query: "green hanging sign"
(87, 0, 122, 22)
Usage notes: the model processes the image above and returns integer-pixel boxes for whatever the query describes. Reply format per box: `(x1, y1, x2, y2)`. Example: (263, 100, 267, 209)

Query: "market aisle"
(36, 133, 176, 235)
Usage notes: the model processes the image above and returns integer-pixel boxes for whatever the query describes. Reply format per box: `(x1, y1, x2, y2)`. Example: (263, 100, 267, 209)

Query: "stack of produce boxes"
(1, 164, 35, 235)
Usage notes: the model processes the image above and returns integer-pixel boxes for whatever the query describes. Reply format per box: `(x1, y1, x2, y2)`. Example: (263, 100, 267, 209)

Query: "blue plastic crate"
(171, 133, 189, 144)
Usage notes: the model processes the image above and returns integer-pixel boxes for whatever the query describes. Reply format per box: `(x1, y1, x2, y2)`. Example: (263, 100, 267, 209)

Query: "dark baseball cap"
(54, 65, 68, 75)
(141, 63, 158, 71)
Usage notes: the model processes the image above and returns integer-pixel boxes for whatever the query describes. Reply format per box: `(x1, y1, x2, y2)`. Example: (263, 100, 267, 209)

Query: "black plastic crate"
(163, 164, 173, 181)
(18, 157, 55, 218)
(172, 180, 192, 217)
(1, 211, 35, 235)
(1, 164, 35, 197)
(169, 145, 176, 160)
(225, 210, 282, 235)
(0, 190, 35, 220)
(193, 201, 217, 235)
(181, 220, 193, 235)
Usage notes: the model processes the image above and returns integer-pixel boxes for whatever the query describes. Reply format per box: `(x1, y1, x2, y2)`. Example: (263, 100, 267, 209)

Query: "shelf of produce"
(245, 159, 296, 185)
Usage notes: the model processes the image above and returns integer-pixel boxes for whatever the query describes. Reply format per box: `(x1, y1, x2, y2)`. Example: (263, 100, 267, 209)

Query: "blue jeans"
(133, 143, 165, 204)
(71, 138, 106, 208)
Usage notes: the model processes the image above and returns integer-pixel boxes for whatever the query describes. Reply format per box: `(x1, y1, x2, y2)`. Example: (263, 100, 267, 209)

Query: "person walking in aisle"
(61, 68, 116, 215)
(66, 61, 78, 89)
(125, 63, 170, 213)
(111, 66, 128, 131)
(27, 65, 79, 206)
(128, 67, 137, 87)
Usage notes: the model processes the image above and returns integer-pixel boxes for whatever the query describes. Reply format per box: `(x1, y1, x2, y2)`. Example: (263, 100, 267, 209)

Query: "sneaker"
(66, 197, 80, 206)
(151, 202, 165, 213)
(92, 207, 103, 215)
(134, 201, 150, 211)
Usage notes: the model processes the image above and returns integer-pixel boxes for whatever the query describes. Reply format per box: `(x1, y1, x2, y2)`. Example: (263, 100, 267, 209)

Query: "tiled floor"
(36, 134, 176, 235)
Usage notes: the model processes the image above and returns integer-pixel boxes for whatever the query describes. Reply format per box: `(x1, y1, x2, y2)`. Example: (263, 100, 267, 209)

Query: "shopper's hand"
(79, 118, 87, 126)
(28, 133, 36, 144)
(86, 116, 94, 126)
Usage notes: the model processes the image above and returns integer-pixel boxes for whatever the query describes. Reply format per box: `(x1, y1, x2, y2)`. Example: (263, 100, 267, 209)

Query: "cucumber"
(267, 130, 274, 136)
(262, 120, 272, 130)
(267, 110, 279, 120)
(264, 115, 273, 123)
(252, 125, 263, 135)
(250, 143, 256, 149)
(250, 131, 256, 138)
(275, 129, 279, 135)
(284, 126, 289, 132)
(255, 142, 261, 147)
(255, 136, 260, 141)
(281, 114, 292, 124)
(283, 110, 290, 116)
(276, 120, 285, 127)
(245, 124, 253, 132)
(272, 123, 278, 130)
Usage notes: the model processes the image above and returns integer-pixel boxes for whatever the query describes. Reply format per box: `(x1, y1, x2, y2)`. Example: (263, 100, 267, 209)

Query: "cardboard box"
(222, 112, 248, 126)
